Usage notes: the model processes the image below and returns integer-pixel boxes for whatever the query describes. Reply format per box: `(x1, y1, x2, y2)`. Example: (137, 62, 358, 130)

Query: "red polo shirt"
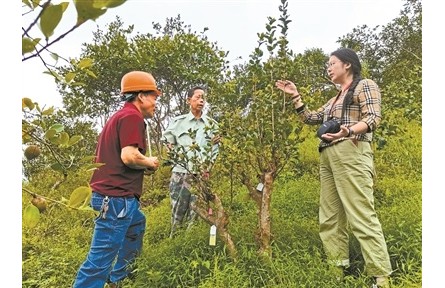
(90, 102, 147, 198)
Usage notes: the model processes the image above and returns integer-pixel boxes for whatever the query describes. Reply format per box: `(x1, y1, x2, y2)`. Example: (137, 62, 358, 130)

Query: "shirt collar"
(123, 101, 139, 112)
(185, 111, 209, 125)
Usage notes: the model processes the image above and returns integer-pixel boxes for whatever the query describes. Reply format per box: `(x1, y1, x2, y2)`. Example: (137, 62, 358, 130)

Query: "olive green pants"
(319, 140, 392, 277)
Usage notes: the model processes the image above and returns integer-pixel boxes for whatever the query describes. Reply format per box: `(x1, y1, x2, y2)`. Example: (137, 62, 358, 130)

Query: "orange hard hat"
(120, 71, 162, 95)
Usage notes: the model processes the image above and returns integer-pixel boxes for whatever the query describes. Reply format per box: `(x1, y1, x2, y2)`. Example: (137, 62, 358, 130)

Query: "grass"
(22, 172, 421, 287)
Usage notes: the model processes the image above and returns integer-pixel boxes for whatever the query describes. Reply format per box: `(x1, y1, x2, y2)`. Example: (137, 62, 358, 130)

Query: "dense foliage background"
(22, 0, 422, 287)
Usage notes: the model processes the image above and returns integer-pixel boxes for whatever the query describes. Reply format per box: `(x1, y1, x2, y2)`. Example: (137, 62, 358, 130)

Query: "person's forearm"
(122, 148, 155, 170)
(290, 92, 304, 109)
(348, 121, 368, 135)
(124, 153, 151, 169)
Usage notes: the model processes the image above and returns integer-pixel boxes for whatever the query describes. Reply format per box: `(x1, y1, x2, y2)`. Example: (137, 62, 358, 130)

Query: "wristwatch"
(348, 127, 355, 137)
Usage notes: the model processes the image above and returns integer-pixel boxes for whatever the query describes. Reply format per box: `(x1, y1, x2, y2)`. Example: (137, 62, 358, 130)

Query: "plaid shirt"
(298, 79, 382, 150)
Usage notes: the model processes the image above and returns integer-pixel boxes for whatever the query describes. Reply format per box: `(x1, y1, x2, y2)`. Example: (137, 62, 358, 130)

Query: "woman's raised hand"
(275, 80, 299, 96)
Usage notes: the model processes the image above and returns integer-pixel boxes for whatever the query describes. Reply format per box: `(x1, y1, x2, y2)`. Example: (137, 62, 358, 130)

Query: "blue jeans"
(73, 192, 146, 287)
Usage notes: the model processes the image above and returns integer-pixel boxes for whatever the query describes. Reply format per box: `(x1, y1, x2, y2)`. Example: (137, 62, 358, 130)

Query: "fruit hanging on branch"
(31, 196, 48, 213)
(24, 145, 41, 160)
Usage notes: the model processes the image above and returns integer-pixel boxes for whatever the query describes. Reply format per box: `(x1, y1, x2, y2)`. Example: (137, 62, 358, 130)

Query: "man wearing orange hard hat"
(73, 71, 161, 288)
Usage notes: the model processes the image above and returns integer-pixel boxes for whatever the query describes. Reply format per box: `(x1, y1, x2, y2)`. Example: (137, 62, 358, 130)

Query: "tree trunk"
(258, 171, 273, 258)
(192, 192, 238, 260)
(242, 171, 275, 258)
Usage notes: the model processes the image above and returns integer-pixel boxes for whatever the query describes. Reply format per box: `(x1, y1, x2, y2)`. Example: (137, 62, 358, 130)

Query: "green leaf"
(65, 72, 76, 83)
(68, 186, 92, 208)
(59, 132, 70, 146)
(78, 58, 93, 69)
(50, 162, 65, 172)
(25, 0, 41, 9)
(48, 124, 64, 133)
(22, 0, 32, 8)
(22, 97, 35, 110)
(40, 3, 67, 39)
(23, 204, 40, 228)
(43, 70, 64, 82)
(68, 135, 83, 147)
(22, 37, 40, 55)
(50, 52, 60, 61)
(41, 106, 55, 116)
(71, 81, 86, 87)
(84, 162, 106, 171)
(44, 129, 57, 140)
(85, 69, 97, 78)
(49, 137, 61, 145)
(75, 0, 107, 25)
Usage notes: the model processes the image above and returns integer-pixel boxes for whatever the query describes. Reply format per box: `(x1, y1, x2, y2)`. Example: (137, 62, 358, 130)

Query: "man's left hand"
(212, 135, 222, 144)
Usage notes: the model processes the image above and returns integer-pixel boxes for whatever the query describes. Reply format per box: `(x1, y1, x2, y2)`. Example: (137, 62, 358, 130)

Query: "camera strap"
(328, 81, 353, 124)
(327, 91, 344, 124)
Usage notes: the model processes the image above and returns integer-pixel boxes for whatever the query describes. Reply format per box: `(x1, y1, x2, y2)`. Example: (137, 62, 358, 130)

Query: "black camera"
(317, 119, 340, 141)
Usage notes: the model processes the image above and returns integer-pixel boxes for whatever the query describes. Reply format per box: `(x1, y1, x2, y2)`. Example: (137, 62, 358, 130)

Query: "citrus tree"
(211, 0, 333, 258)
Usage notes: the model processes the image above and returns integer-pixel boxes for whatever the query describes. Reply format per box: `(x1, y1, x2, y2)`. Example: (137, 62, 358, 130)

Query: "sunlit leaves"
(43, 124, 84, 148)
(65, 72, 76, 83)
(57, 14, 226, 125)
(78, 58, 93, 69)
